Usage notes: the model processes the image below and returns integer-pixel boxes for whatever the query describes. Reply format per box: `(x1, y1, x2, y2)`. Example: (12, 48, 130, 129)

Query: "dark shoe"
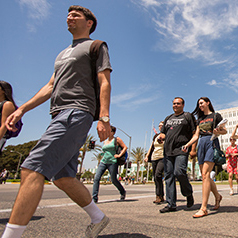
(93, 197, 98, 203)
(120, 191, 126, 200)
(153, 196, 164, 204)
(187, 195, 194, 208)
(160, 206, 176, 213)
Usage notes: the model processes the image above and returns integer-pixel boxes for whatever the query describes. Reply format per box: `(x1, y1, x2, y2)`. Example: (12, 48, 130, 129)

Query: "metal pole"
(117, 127, 132, 179)
(147, 119, 154, 182)
(142, 131, 147, 182)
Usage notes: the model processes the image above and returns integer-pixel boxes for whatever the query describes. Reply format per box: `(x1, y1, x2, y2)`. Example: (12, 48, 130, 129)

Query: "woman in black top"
(183, 97, 227, 218)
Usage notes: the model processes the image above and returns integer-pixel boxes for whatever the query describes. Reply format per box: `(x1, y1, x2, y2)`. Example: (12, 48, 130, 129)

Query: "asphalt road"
(0, 182, 238, 238)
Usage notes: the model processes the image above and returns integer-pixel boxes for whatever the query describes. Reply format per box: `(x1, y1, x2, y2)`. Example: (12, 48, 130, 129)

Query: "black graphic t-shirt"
(197, 112, 222, 136)
(161, 112, 196, 156)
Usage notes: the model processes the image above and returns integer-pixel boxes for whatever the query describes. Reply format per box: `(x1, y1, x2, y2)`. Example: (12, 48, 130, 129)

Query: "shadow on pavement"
(0, 216, 45, 225)
(99, 233, 152, 238)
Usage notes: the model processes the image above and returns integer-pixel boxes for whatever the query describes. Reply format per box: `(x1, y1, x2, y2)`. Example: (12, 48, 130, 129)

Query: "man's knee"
(174, 169, 186, 179)
(54, 177, 75, 190)
(21, 168, 44, 184)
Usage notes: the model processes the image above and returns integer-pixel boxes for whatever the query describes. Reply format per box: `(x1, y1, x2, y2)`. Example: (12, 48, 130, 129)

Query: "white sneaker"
(230, 188, 234, 196)
(85, 215, 110, 238)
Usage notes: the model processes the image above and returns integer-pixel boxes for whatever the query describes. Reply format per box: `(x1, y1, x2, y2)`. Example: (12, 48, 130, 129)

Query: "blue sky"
(1, 0, 238, 169)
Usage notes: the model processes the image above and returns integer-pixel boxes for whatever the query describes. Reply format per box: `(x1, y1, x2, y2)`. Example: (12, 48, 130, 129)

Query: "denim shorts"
(197, 136, 220, 165)
(21, 109, 93, 180)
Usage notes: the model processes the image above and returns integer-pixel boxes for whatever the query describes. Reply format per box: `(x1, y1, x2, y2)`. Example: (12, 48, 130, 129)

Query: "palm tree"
(78, 134, 101, 177)
(131, 147, 145, 182)
(92, 151, 104, 166)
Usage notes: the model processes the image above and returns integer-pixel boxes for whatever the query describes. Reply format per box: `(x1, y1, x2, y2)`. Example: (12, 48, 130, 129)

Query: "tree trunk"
(136, 161, 140, 182)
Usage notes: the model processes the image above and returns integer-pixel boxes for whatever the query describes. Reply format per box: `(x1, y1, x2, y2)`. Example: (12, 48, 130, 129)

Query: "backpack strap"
(89, 40, 107, 121)
(114, 137, 117, 152)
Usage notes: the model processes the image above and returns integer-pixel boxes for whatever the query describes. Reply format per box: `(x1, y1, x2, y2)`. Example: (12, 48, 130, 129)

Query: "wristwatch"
(99, 116, 110, 123)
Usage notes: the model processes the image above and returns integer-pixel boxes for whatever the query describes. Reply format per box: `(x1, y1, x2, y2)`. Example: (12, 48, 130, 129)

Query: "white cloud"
(112, 84, 159, 110)
(207, 80, 217, 86)
(133, 0, 238, 65)
(19, 0, 51, 32)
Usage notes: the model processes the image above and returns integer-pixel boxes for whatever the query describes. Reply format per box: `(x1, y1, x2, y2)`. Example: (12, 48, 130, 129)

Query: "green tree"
(0, 140, 38, 176)
(78, 134, 101, 177)
(82, 170, 94, 181)
(131, 147, 145, 182)
(92, 151, 103, 166)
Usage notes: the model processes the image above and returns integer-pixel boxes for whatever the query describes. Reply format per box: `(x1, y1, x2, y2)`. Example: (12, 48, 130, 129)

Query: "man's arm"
(6, 74, 55, 131)
(97, 69, 111, 142)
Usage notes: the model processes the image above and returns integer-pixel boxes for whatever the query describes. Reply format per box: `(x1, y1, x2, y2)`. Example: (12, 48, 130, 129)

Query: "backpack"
(90, 40, 108, 121)
(114, 137, 128, 165)
(0, 101, 23, 139)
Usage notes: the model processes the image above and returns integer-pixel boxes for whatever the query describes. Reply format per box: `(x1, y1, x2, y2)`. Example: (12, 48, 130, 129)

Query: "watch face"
(100, 116, 110, 122)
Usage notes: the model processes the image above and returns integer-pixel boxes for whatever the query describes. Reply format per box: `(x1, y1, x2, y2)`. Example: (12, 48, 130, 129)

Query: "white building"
(217, 107, 238, 150)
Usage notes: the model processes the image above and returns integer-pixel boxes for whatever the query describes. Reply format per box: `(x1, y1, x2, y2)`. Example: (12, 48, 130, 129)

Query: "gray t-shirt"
(50, 38, 112, 116)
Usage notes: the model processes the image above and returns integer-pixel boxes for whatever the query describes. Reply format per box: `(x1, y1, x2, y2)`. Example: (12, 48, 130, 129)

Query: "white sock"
(83, 200, 104, 224)
(1, 223, 27, 238)
(210, 171, 216, 180)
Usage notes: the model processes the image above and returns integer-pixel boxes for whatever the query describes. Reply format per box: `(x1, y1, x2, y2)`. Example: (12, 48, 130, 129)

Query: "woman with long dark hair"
(183, 97, 227, 218)
(0, 81, 17, 151)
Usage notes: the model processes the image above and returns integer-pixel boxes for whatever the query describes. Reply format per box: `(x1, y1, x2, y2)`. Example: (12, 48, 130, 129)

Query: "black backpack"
(114, 137, 128, 165)
(0, 101, 23, 139)
(90, 40, 108, 121)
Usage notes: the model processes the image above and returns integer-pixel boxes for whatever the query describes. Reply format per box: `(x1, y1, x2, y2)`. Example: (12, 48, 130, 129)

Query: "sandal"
(213, 194, 222, 210)
(193, 208, 208, 218)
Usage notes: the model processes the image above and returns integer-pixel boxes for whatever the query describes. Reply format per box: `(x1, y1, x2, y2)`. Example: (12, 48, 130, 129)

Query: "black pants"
(152, 159, 164, 197)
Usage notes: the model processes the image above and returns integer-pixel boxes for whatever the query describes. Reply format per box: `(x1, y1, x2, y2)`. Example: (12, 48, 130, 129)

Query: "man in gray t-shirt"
(3, 5, 111, 238)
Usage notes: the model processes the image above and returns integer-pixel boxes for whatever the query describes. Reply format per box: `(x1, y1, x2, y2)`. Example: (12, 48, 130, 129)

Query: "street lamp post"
(11, 150, 23, 179)
(117, 127, 132, 178)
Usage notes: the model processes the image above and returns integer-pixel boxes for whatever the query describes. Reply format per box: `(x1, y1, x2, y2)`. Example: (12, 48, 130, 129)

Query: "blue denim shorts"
(21, 109, 93, 180)
(197, 136, 220, 165)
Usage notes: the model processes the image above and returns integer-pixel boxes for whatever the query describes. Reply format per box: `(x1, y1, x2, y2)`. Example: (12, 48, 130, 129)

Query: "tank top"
(101, 138, 117, 164)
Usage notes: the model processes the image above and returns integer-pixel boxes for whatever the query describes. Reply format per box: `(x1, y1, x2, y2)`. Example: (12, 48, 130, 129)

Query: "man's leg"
(162, 156, 176, 208)
(54, 177, 109, 234)
(1, 168, 45, 238)
(174, 154, 193, 197)
(92, 163, 107, 202)
(9, 169, 45, 225)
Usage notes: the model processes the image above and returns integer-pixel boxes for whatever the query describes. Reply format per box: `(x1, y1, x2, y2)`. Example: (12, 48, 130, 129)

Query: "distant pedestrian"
(144, 121, 164, 204)
(158, 97, 195, 213)
(92, 126, 127, 203)
(0, 168, 8, 184)
(226, 133, 238, 195)
(183, 97, 227, 218)
(2, 5, 112, 238)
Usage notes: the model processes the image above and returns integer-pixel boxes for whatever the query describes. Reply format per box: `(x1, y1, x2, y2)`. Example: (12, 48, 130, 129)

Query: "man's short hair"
(173, 97, 185, 105)
(68, 5, 97, 34)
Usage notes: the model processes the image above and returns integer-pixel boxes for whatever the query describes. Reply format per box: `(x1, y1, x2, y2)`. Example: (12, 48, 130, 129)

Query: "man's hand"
(5, 109, 24, 132)
(97, 121, 110, 142)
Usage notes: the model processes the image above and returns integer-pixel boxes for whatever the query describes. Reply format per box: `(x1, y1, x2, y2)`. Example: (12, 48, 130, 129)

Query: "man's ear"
(87, 20, 93, 30)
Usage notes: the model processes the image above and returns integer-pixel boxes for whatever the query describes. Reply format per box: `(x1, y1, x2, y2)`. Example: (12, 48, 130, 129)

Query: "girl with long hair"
(0, 81, 17, 150)
(183, 97, 227, 218)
